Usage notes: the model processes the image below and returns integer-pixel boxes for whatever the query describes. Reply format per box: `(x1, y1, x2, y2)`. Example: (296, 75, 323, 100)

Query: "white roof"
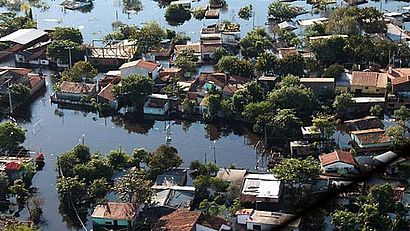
(373, 151, 405, 166)
(404, 6, 410, 11)
(150, 93, 168, 99)
(106, 70, 121, 76)
(298, 17, 328, 26)
(278, 21, 297, 30)
(177, 81, 192, 91)
(384, 12, 402, 17)
(0, 29, 47, 45)
(242, 174, 281, 199)
(352, 97, 385, 103)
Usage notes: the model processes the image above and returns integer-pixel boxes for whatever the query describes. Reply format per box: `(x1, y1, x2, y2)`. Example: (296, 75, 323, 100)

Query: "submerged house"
(319, 150, 359, 174)
(119, 59, 161, 79)
(97, 83, 118, 110)
(53, 81, 96, 103)
(143, 94, 170, 116)
(350, 128, 392, 152)
(91, 202, 138, 231)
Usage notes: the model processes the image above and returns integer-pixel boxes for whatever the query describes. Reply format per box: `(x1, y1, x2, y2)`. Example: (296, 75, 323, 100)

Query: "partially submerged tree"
(0, 121, 25, 152)
(60, 61, 97, 83)
(113, 74, 154, 107)
(114, 168, 153, 206)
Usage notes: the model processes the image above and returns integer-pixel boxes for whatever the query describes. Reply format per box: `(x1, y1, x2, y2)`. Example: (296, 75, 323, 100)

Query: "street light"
(64, 47, 74, 69)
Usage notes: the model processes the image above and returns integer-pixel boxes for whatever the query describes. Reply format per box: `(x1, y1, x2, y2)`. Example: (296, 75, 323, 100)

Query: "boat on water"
(61, 0, 92, 10)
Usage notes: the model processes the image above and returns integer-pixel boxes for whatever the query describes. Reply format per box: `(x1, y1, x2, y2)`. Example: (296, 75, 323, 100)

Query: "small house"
(216, 168, 247, 184)
(350, 71, 387, 95)
(344, 116, 384, 131)
(388, 68, 410, 98)
(91, 202, 138, 231)
(319, 150, 358, 174)
(241, 173, 282, 210)
(143, 94, 170, 115)
(373, 151, 406, 175)
(290, 140, 316, 156)
(152, 209, 231, 231)
(350, 128, 392, 151)
(154, 168, 188, 186)
(300, 77, 335, 97)
(119, 59, 161, 79)
(245, 210, 301, 231)
(54, 81, 96, 103)
(97, 83, 118, 110)
(151, 185, 195, 209)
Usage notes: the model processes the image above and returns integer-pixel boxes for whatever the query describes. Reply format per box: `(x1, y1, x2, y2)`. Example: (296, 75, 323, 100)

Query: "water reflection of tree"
(111, 114, 155, 134)
(121, 0, 142, 12)
(0, 0, 49, 11)
(78, 2, 94, 13)
(173, 119, 192, 132)
(58, 201, 88, 230)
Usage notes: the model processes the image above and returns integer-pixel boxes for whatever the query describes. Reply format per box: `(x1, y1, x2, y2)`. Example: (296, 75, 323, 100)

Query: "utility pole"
(213, 141, 216, 164)
(7, 79, 13, 114)
(65, 47, 74, 69)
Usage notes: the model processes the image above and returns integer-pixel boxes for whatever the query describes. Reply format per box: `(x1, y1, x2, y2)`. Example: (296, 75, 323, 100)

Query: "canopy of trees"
(0, 121, 25, 152)
(112, 74, 154, 107)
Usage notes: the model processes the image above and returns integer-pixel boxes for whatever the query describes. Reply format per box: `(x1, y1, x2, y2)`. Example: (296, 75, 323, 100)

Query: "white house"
(319, 150, 358, 174)
(245, 210, 301, 231)
(143, 94, 170, 115)
(119, 59, 161, 79)
(241, 173, 282, 207)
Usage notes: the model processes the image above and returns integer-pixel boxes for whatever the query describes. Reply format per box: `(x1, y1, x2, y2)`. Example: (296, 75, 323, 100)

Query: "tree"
(277, 29, 298, 47)
(268, 1, 302, 21)
(386, 125, 407, 149)
(56, 176, 87, 206)
(164, 4, 191, 24)
(325, 7, 360, 35)
(87, 154, 114, 180)
(0, 121, 25, 152)
(60, 61, 97, 83)
(366, 184, 395, 214)
(212, 47, 230, 62)
(309, 36, 347, 66)
(216, 56, 254, 77)
(333, 92, 354, 119)
(131, 148, 149, 169)
(240, 27, 272, 59)
(204, 93, 222, 120)
(89, 178, 110, 201)
(46, 40, 85, 63)
(394, 106, 410, 128)
(4, 222, 36, 231)
(171, 32, 190, 45)
(134, 21, 166, 54)
(0, 12, 36, 38)
(113, 74, 154, 107)
(370, 105, 384, 118)
(189, 160, 219, 179)
(276, 53, 305, 77)
(238, 5, 253, 20)
(114, 168, 153, 206)
(9, 179, 28, 204)
(331, 209, 360, 231)
(209, 0, 226, 6)
(311, 114, 336, 141)
(57, 151, 80, 177)
(10, 83, 30, 106)
(146, 144, 182, 179)
(255, 52, 277, 74)
(270, 109, 303, 138)
(182, 98, 196, 114)
(323, 63, 344, 79)
(192, 7, 206, 20)
(72, 144, 91, 163)
(174, 48, 198, 74)
(0, 172, 9, 200)
(27, 196, 44, 225)
(50, 27, 83, 44)
(107, 148, 131, 170)
(199, 199, 224, 216)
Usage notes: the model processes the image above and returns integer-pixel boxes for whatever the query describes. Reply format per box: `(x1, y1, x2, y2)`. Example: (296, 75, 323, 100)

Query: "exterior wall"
(56, 92, 89, 102)
(350, 85, 385, 95)
(237, 214, 249, 225)
(246, 222, 272, 231)
(393, 82, 410, 97)
(196, 224, 217, 231)
(92, 218, 130, 226)
(301, 82, 335, 96)
(143, 101, 169, 115)
(121, 66, 160, 80)
(29, 78, 46, 96)
(351, 134, 392, 148)
(323, 162, 355, 173)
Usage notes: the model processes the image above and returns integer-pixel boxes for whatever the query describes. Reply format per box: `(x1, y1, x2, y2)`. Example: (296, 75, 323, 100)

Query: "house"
(157, 68, 183, 84)
(152, 209, 231, 231)
(373, 151, 406, 175)
(97, 83, 118, 110)
(91, 202, 138, 231)
(170, 0, 191, 8)
(319, 150, 358, 174)
(54, 81, 96, 103)
(344, 116, 384, 131)
(277, 47, 298, 59)
(201, 22, 240, 47)
(278, 21, 297, 30)
(174, 43, 202, 62)
(244, 210, 301, 231)
(0, 67, 45, 96)
(236, 209, 254, 225)
(300, 78, 335, 97)
(119, 59, 161, 79)
(388, 68, 410, 100)
(154, 168, 188, 186)
(143, 94, 170, 115)
(151, 185, 195, 209)
(241, 173, 282, 210)
(350, 128, 392, 151)
(301, 126, 321, 140)
(216, 168, 247, 184)
(350, 71, 387, 95)
(0, 156, 33, 181)
(290, 140, 316, 156)
(257, 75, 278, 91)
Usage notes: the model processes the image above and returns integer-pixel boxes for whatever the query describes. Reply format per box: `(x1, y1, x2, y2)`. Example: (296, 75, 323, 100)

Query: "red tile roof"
(120, 59, 160, 71)
(97, 83, 116, 101)
(319, 150, 357, 167)
(152, 209, 201, 231)
(351, 71, 387, 88)
(197, 214, 231, 230)
(92, 202, 136, 221)
(392, 76, 410, 86)
(59, 81, 96, 94)
(0, 66, 31, 76)
(351, 128, 391, 145)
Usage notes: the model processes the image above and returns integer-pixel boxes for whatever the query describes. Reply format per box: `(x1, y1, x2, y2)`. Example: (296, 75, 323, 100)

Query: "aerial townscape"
(2, 0, 410, 230)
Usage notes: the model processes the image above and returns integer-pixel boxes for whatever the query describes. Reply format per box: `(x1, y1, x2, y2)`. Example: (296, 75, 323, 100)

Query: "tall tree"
(113, 74, 154, 107)
(50, 27, 83, 44)
(240, 27, 272, 59)
(60, 61, 97, 83)
(146, 144, 182, 179)
(0, 121, 25, 152)
(268, 2, 301, 21)
(114, 168, 153, 206)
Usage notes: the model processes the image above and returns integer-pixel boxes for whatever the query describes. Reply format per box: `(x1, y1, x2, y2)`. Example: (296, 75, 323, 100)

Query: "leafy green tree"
(216, 56, 254, 77)
(27, 196, 44, 225)
(10, 83, 30, 105)
(333, 92, 354, 119)
(56, 176, 87, 206)
(113, 74, 154, 107)
(0, 12, 36, 38)
(212, 47, 230, 62)
(255, 52, 277, 74)
(87, 154, 114, 180)
(268, 1, 301, 21)
(325, 7, 359, 35)
(114, 168, 153, 206)
(309, 36, 347, 66)
(277, 29, 298, 47)
(240, 27, 272, 59)
(72, 144, 91, 163)
(394, 106, 410, 128)
(60, 61, 97, 82)
(146, 144, 182, 179)
(194, 175, 226, 200)
(331, 209, 360, 231)
(171, 32, 190, 45)
(386, 125, 407, 149)
(204, 93, 222, 120)
(270, 109, 303, 138)
(0, 121, 25, 152)
(366, 184, 395, 214)
(242, 101, 273, 122)
(165, 4, 191, 24)
(312, 114, 336, 140)
(323, 63, 344, 79)
(370, 105, 384, 118)
(9, 179, 28, 204)
(131, 148, 149, 169)
(0, 172, 9, 200)
(192, 7, 206, 20)
(89, 178, 110, 201)
(276, 53, 305, 76)
(199, 199, 225, 216)
(182, 98, 196, 114)
(107, 148, 131, 170)
(57, 151, 79, 177)
(189, 160, 219, 178)
(174, 48, 198, 73)
(238, 5, 253, 20)
(134, 21, 166, 54)
(50, 27, 83, 44)
(4, 222, 36, 231)
(46, 40, 85, 64)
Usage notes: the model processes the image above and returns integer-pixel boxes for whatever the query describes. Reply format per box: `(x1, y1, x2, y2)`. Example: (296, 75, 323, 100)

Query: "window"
(253, 225, 262, 230)
(376, 89, 379, 92)
(365, 87, 369, 89)
(105, 221, 112, 225)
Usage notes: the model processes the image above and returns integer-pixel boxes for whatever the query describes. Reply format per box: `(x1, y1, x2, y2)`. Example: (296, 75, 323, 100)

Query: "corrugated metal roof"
(0, 29, 47, 45)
